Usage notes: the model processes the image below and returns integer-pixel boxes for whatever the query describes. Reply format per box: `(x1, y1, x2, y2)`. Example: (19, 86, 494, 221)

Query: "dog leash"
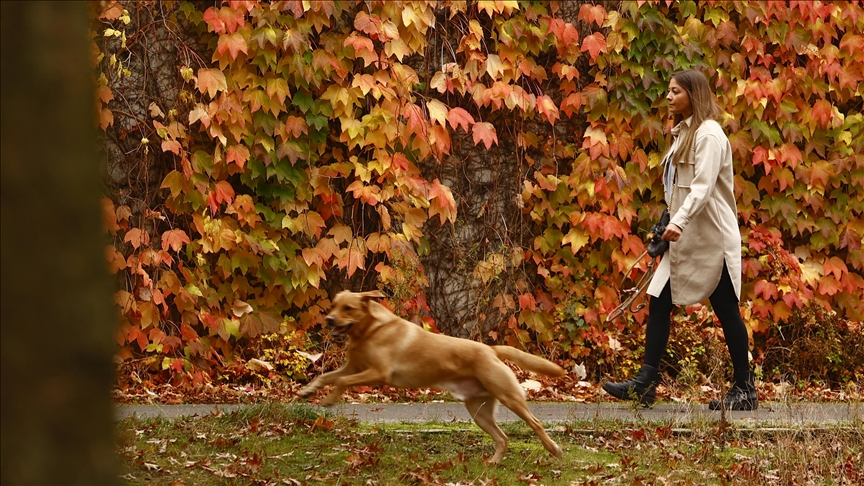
(606, 250, 658, 323)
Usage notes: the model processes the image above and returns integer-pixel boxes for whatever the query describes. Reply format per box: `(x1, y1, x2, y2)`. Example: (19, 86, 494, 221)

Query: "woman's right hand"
(662, 223, 682, 242)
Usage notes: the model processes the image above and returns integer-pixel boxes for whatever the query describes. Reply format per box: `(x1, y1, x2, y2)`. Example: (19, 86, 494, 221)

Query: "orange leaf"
(578, 3, 607, 27)
(100, 108, 114, 130)
(823, 256, 848, 279)
(773, 301, 793, 322)
(536, 95, 560, 125)
(811, 99, 834, 127)
(447, 107, 474, 133)
(354, 11, 381, 36)
(161, 229, 190, 252)
(560, 92, 584, 117)
(217, 32, 248, 60)
(124, 228, 150, 249)
(214, 181, 235, 206)
(105, 245, 127, 274)
(196, 68, 227, 98)
(581, 32, 607, 61)
(226, 145, 249, 168)
(818, 275, 843, 296)
(428, 179, 457, 224)
(99, 1, 123, 20)
(472, 122, 498, 149)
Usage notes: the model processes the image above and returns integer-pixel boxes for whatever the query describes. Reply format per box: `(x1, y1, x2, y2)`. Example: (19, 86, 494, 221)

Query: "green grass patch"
(118, 403, 863, 485)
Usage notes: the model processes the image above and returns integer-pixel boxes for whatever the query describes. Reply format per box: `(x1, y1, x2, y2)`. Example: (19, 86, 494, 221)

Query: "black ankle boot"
(710, 370, 758, 411)
(603, 364, 659, 406)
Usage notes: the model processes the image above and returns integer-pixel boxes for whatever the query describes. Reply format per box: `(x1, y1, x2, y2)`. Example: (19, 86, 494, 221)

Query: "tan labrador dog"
(298, 290, 565, 464)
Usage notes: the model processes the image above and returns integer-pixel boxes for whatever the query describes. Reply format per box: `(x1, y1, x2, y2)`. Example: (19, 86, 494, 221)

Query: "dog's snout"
(325, 315, 336, 326)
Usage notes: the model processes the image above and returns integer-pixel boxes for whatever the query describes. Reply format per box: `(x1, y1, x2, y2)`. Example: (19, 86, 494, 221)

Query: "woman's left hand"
(662, 223, 682, 242)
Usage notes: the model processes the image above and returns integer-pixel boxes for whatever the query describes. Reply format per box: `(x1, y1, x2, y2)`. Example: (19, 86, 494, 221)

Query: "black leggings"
(643, 262, 750, 373)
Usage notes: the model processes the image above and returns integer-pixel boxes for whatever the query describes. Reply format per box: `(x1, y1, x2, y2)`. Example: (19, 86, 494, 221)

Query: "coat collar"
(671, 116, 693, 136)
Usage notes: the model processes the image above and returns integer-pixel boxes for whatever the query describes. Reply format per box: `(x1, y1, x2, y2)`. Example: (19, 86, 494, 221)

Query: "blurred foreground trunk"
(1, 1, 120, 484)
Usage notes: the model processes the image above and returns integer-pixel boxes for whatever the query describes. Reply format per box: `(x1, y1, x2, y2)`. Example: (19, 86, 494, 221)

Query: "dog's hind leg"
(480, 363, 563, 460)
(465, 396, 508, 464)
(498, 395, 562, 459)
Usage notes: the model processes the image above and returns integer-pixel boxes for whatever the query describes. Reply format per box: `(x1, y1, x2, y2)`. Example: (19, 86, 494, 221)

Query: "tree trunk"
(1, 2, 121, 484)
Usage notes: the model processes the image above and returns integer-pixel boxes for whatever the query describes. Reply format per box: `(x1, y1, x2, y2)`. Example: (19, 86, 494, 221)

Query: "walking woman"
(603, 69, 758, 410)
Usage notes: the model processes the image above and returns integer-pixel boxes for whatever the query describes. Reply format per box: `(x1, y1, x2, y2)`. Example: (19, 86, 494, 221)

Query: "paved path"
(117, 402, 863, 427)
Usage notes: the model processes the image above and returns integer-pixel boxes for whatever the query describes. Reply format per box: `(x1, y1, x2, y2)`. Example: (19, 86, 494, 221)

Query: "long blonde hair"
(669, 70, 720, 164)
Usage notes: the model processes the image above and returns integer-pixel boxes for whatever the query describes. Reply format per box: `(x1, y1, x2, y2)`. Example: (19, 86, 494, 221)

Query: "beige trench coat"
(646, 118, 742, 305)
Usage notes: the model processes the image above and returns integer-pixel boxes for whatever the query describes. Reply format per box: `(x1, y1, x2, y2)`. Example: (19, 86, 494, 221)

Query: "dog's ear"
(359, 290, 385, 300)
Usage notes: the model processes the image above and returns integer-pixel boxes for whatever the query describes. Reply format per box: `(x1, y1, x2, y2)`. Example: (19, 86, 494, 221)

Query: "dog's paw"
(297, 387, 315, 399)
(319, 393, 341, 407)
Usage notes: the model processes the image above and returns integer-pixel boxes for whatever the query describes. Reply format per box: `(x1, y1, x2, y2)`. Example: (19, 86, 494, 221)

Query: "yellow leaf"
(485, 53, 504, 80)
(562, 228, 589, 254)
(426, 99, 448, 126)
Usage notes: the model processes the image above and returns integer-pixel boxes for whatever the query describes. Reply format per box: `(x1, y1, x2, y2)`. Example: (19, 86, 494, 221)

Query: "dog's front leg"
(298, 365, 355, 400)
(319, 368, 388, 406)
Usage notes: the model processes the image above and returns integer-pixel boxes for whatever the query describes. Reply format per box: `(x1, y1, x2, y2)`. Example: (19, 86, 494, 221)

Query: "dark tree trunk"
(1, 2, 121, 484)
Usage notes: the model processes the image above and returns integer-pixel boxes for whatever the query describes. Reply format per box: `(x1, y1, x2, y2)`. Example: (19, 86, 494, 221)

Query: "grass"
(118, 402, 863, 485)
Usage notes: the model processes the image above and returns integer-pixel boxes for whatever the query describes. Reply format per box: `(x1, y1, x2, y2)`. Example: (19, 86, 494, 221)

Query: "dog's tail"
(492, 346, 566, 377)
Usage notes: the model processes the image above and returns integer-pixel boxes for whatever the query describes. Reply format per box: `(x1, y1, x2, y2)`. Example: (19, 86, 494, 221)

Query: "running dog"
(298, 290, 565, 464)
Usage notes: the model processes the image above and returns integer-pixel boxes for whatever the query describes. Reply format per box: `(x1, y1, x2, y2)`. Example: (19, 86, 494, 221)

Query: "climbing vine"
(94, 0, 864, 386)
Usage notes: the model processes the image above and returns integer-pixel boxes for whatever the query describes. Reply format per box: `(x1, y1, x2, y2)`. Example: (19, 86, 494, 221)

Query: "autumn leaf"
(216, 32, 249, 59)
(447, 107, 474, 133)
(354, 11, 381, 36)
(536, 95, 560, 125)
(226, 145, 249, 168)
(472, 122, 498, 149)
(161, 229, 190, 252)
(578, 3, 607, 27)
(232, 299, 253, 317)
(123, 228, 150, 249)
(100, 107, 114, 130)
(188, 103, 210, 128)
(581, 32, 607, 60)
(823, 256, 848, 279)
(426, 99, 448, 126)
(582, 126, 609, 159)
(196, 68, 227, 98)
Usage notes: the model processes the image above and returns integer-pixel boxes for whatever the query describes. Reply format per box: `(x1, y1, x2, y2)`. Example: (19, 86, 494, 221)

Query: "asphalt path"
(116, 401, 863, 427)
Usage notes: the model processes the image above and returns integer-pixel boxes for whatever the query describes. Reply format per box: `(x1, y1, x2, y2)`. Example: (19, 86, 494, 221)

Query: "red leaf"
(518, 293, 536, 311)
(581, 32, 607, 61)
(402, 103, 427, 139)
(472, 122, 498, 150)
(578, 3, 606, 27)
(754, 280, 779, 300)
(447, 107, 474, 133)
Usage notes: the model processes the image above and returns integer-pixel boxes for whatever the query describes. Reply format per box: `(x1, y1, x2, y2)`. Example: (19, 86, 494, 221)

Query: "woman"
(603, 70, 758, 411)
